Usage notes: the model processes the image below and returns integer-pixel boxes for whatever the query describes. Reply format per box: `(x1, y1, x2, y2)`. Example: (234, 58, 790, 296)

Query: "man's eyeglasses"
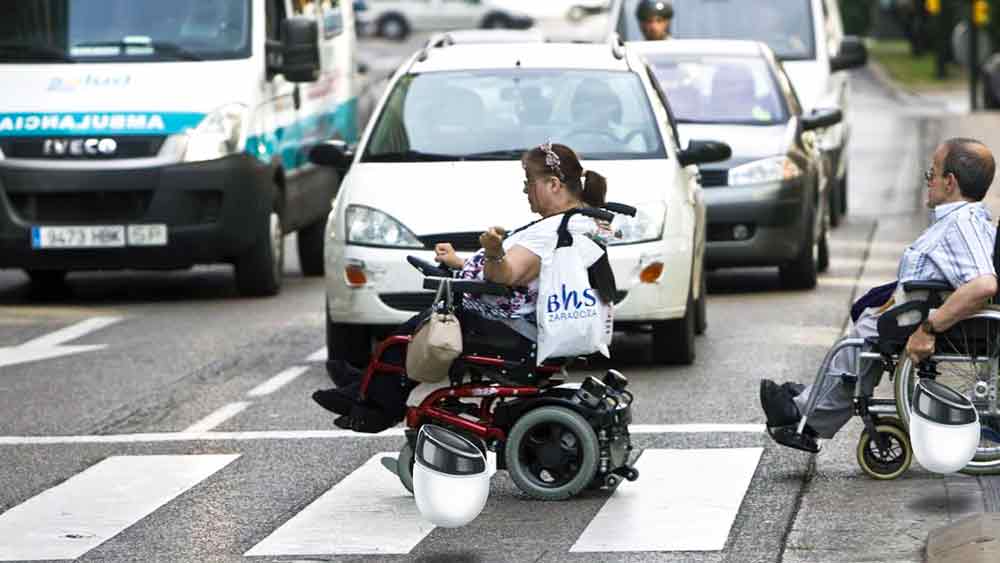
(924, 166, 954, 182)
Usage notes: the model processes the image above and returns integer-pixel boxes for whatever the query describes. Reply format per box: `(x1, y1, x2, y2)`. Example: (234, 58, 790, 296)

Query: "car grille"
(417, 232, 482, 252)
(0, 136, 166, 159)
(699, 169, 728, 187)
(8, 191, 154, 223)
(380, 290, 630, 313)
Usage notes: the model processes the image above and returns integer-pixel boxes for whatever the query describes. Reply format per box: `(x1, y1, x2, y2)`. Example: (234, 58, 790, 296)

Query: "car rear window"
(647, 55, 788, 125)
(362, 69, 666, 162)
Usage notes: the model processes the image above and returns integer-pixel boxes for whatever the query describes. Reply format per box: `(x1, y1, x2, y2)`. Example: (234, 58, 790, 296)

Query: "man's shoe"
(759, 379, 801, 428)
(333, 403, 397, 434)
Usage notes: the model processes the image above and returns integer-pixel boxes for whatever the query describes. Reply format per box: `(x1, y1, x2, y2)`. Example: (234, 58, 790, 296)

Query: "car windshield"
(0, 0, 251, 63)
(362, 69, 665, 162)
(619, 0, 815, 61)
(647, 55, 788, 125)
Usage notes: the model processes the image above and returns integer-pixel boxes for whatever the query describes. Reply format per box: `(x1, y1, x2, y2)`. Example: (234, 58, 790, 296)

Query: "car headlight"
(609, 201, 666, 246)
(728, 156, 803, 186)
(345, 204, 423, 248)
(182, 103, 249, 163)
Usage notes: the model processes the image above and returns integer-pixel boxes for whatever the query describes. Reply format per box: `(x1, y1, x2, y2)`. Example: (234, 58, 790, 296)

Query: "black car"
(633, 39, 841, 289)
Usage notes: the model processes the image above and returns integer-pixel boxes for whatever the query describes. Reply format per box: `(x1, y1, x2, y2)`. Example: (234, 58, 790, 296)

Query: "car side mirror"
(801, 108, 843, 131)
(279, 16, 321, 83)
(309, 140, 354, 174)
(678, 140, 731, 167)
(830, 36, 868, 72)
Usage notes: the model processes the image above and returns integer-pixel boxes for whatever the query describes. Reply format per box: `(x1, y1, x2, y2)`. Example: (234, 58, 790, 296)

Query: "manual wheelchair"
(778, 280, 1000, 479)
(355, 206, 640, 500)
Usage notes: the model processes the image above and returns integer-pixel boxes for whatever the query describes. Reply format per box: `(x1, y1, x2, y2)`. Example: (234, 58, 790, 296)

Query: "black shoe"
(766, 424, 820, 454)
(312, 388, 359, 416)
(759, 379, 801, 428)
(327, 359, 364, 388)
(333, 403, 397, 434)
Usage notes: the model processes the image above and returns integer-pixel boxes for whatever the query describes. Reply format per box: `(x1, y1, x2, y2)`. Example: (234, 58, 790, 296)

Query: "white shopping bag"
(536, 230, 612, 364)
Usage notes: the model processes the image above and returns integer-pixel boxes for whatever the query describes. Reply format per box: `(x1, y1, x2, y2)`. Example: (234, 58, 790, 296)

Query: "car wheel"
(694, 265, 707, 336)
(377, 14, 409, 40)
(481, 13, 512, 29)
(326, 308, 373, 371)
(817, 220, 830, 273)
(652, 290, 696, 365)
(779, 206, 818, 290)
(235, 206, 283, 297)
(297, 216, 326, 277)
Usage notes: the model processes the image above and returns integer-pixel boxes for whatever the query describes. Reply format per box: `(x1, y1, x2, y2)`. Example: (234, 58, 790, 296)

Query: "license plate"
(127, 224, 168, 246)
(31, 226, 125, 249)
(30, 224, 168, 249)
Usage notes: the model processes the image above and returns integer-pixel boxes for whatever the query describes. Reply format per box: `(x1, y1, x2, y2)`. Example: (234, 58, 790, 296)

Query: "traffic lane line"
(246, 366, 310, 398)
(182, 402, 252, 433)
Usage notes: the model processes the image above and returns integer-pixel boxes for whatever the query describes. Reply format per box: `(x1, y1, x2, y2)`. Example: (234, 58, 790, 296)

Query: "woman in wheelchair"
(760, 138, 998, 473)
(312, 142, 614, 433)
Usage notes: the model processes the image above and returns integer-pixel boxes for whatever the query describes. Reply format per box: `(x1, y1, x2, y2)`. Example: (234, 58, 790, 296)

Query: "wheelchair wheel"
(893, 310, 1000, 475)
(396, 442, 415, 494)
(504, 406, 599, 500)
(856, 419, 912, 480)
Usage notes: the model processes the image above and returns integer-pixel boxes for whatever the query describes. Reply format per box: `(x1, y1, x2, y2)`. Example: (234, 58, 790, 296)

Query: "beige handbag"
(406, 279, 462, 383)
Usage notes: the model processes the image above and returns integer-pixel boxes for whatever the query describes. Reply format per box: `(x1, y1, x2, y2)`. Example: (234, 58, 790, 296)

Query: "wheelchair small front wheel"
(396, 441, 415, 494)
(856, 420, 912, 480)
(504, 406, 599, 500)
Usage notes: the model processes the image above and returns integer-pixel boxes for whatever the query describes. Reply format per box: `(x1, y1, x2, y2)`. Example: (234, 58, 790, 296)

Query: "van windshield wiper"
(462, 149, 528, 160)
(0, 41, 75, 62)
(73, 39, 204, 61)
(363, 150, 459, 162)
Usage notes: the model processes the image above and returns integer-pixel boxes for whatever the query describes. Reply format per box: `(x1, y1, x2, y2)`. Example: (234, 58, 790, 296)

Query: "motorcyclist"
(636, 0, 673, 41)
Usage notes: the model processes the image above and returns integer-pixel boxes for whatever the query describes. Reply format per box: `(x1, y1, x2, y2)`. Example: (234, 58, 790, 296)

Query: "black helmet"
(636, 0, 673, 20)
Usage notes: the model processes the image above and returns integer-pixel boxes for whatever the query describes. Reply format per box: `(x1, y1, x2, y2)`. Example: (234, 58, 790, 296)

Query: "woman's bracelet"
(484, 252, 505, 264)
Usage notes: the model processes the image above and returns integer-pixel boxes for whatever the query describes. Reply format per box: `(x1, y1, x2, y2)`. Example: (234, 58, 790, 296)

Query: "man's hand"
(433, 243, 464, 270)
(479, 227, 506, 257)
(905, 328, 936, 364)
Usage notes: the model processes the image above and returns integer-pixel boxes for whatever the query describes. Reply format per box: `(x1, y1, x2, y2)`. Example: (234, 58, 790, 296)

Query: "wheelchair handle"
(407, 255, 454, 278)
(603, 202, 637, 217)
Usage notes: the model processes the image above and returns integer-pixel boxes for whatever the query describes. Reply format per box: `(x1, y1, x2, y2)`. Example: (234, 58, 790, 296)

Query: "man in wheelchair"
(761, 138, 998, 453)
(312, 142, 617, 432)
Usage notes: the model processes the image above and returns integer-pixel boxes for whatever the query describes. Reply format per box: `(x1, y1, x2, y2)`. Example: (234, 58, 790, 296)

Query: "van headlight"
(182, 103, 249, 163)
(609, 201, 666, 246)
(345, 204, 424, 248)
(728, 156, 802, 186)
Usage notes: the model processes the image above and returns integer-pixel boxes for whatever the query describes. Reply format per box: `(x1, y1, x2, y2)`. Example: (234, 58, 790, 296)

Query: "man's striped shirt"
(897, 201, 997, 287)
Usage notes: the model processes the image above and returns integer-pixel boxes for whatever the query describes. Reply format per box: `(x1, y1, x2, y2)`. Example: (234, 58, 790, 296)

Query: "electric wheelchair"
(358, 205, 641, 500)
(776, 280, 1000, 479)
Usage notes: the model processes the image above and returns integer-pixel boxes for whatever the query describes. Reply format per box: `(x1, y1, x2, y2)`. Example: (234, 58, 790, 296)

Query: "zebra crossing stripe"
(0, 454, 239, 561)
(570, 448, 763, 552)
(244, 453, 434, 557)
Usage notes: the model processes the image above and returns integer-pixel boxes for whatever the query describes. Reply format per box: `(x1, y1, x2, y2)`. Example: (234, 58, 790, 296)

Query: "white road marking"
(570, 448, 763, 552)
(244, 453, 434, 556)
(0, 454, 238, 561)
(0, 316, 122, 369)
(306, 347, 327, 362)
(246, 366, 310, 398)
(182, 402, 251, 433)
(0, 424, 765, 445)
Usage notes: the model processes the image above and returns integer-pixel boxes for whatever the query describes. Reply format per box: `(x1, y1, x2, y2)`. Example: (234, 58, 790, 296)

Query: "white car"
(312, 39, 730, 368)
(608, 0, 867, 227)
(495, 0, 609, 22)
(366, 0, 534, 40)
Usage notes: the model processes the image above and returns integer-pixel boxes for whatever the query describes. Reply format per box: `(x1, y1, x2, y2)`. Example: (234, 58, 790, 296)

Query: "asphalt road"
(0, 32, 951, 563)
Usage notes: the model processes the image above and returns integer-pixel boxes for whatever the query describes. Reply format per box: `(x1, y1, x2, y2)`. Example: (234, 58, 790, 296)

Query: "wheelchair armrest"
(423, 277, 512, 297)
(902, 280, 954, 293)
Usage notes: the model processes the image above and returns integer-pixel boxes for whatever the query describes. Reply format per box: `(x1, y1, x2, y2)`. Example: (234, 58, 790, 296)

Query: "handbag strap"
(433, 278, 454, 313)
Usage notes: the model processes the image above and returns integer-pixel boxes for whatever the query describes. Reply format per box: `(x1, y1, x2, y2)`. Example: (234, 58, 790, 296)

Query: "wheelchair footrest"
(766, 425, 820, 454)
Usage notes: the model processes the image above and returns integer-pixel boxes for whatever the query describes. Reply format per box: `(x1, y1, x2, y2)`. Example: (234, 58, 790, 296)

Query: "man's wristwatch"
(921, 319, 941, 336)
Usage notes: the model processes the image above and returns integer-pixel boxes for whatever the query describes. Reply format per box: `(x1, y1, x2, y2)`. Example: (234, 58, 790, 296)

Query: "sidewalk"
(781, 69, 1000, 562)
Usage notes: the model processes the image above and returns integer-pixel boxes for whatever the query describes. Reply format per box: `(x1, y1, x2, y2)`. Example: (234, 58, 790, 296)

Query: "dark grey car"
(632, 39, 841, 289)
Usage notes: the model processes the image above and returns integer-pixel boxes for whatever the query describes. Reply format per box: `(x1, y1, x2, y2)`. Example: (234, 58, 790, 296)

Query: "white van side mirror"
(831, 36, 868, 72)
(269, 16, 322, 83)
(309, 140, 354, 174)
